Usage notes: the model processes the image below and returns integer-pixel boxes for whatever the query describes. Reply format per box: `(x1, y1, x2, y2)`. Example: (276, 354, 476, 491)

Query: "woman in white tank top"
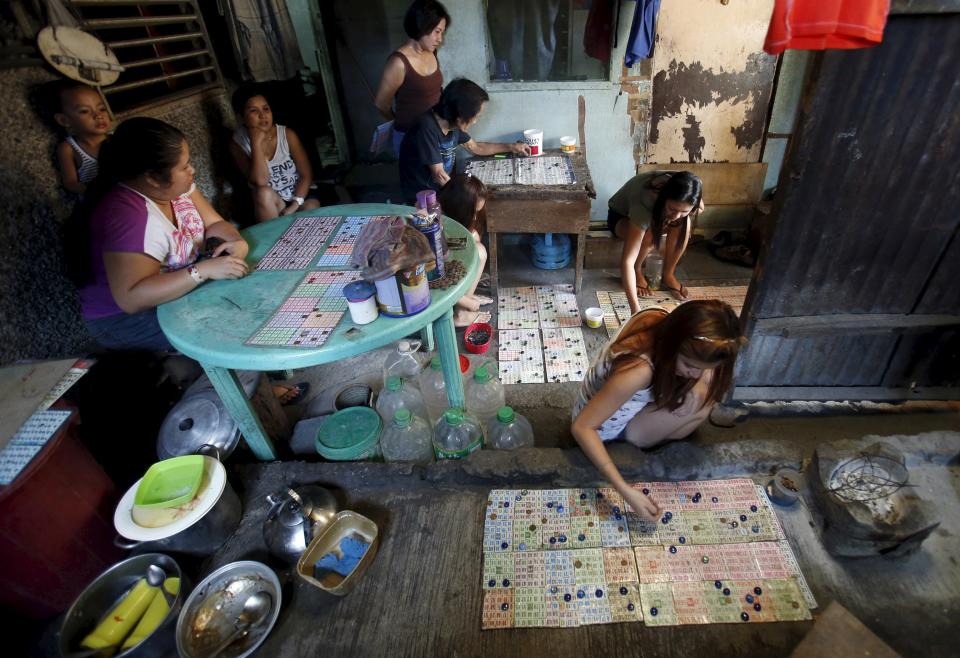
(229, 85, 320, 222)
(571, 301, 744, 521)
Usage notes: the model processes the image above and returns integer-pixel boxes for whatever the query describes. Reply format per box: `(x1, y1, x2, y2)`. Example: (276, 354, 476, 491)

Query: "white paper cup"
(560, 136, 576, 153)
(523, 129, 544, 156)
(585, 307, 603, 329)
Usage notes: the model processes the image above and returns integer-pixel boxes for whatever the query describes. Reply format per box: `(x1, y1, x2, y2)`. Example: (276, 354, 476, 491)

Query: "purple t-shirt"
(78, 184, 205, 320)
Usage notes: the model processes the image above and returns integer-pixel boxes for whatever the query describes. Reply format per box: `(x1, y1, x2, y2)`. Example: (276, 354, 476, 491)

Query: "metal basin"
(176, 561, 281, 658)
(59, 553, 187, 658)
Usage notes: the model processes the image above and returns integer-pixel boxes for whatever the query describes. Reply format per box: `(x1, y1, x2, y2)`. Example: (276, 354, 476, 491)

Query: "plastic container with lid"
(486, 406, 534, 450)
(382, 339, 424, 386)
(343, 280, 378, 325)
(465, 365, 505, 441)
(418, 356, 447, 426)
(375, 376, 428, 426)
(432, 408, 483, 460)
(315, 407, 382, 461)
(380, 409, 433, 463)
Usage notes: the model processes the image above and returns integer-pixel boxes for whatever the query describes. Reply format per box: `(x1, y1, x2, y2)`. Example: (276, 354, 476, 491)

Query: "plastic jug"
(432, 408, 483, 460)
(380, 409, 434, 463)
(486, 406, 534, 450)
(418, 356, 448, 425)
(646, 240, 665, 290)
(375, 376, 428, 426)
(465, 365, 505, 440)
(383, 339, 424, 387)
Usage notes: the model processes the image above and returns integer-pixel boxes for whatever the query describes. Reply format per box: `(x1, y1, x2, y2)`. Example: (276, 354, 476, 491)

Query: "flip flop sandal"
(279, 382, 310, 406)
(662, 285, 689, 301)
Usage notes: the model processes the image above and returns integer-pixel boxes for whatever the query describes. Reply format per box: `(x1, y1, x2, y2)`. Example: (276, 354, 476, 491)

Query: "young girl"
(50, 81, 112, 195)
(374, 0, 450, 155)
(398, 78, 530, 204)
(571, 301, 744, 520)
(438, 174, 493, 327)
(229, 85, 320, 222)
(608, 171, 704, 313)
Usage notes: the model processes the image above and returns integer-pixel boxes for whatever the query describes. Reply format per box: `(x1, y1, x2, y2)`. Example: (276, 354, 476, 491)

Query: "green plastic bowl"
(134, 455, 205, 508)
(315, 407, 382, 461)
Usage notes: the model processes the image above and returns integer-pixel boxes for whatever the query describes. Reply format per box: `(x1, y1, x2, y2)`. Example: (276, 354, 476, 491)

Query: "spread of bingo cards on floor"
(246, 270, 361, 348)
(481, 479, 816, 629)
(497, 285, 589, 384)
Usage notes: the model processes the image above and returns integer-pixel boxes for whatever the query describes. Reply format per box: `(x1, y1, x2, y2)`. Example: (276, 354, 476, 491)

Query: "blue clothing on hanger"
(624, 0, 662, 66)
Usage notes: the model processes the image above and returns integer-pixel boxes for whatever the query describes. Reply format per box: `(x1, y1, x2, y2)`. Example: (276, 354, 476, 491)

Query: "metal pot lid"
(114, 456, 226, 541)
(157, 393, 240, 460)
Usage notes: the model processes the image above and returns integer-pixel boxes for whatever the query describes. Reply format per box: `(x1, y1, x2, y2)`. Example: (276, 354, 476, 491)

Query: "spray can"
(413, 189, 445, 281)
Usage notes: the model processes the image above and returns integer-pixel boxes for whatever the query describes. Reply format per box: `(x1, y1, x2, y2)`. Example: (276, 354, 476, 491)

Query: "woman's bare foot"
(454, 308, 491, 328)
(637, 275, 653, 297)
(661, 273, 689, 300)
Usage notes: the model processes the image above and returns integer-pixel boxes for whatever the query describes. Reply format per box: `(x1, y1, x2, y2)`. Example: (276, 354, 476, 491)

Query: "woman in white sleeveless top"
(571, 301, 744, 520)
(229, 85, 320, 222)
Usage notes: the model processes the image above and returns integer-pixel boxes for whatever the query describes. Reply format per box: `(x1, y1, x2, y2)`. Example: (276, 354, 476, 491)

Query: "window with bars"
(69, 0, 223, 113)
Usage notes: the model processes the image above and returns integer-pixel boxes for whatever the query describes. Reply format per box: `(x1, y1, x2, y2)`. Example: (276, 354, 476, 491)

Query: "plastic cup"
(585, 307, 603, 329)
(560, 136, 576, 153)
(523, 129, 543, 156)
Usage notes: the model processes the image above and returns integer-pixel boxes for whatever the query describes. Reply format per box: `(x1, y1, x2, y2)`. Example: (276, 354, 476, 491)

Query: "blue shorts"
(85, 308, 173, 352)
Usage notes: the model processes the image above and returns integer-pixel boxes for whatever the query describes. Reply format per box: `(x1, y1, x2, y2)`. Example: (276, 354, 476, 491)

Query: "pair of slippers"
(638, 283, 689, 300)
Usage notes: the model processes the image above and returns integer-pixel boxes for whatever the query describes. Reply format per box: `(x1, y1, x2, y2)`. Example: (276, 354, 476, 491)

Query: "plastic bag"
(350, 215, 434, 281)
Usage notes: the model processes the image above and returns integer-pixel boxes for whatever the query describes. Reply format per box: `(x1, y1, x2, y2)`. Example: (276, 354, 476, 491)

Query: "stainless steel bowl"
(176, 561, 281, 658)
(59, 553, 187, 658)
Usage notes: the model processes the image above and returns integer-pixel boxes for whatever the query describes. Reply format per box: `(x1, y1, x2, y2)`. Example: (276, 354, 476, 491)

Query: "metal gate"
(733, 11, 960, 402)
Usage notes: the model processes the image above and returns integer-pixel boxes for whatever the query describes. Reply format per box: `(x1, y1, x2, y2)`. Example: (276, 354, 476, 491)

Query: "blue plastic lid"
(343, 281, 375, 302)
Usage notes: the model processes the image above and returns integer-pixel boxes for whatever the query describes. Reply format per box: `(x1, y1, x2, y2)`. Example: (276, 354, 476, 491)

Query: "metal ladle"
(207, 590, 273, 658)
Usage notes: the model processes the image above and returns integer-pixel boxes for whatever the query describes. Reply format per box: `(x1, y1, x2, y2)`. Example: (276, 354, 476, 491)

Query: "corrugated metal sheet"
(735, 13, 960, 394)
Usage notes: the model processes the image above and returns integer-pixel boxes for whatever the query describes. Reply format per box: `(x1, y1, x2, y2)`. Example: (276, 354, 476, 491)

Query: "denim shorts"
(85, 308, 174, 352)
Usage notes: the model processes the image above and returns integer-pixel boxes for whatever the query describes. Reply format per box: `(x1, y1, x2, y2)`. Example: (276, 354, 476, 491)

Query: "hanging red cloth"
(764, 0, 891, 55)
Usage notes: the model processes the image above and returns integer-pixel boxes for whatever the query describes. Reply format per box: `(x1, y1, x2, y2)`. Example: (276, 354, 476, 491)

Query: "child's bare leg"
(253, 186, 285, 222)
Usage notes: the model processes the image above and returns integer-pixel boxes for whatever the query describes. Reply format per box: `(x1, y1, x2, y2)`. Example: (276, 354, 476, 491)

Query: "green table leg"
(432, 308, 464, 409)
(203, 364, 277, 461)
(421, 324, 435, 352)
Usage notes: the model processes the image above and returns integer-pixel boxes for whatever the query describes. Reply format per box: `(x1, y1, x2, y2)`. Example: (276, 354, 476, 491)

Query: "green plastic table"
(157, 204, 478, 460)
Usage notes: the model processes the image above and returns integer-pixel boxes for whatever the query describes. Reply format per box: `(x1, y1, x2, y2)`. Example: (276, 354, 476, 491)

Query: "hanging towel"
(764, 0, 891, 55)
(624, 0, 662, 67)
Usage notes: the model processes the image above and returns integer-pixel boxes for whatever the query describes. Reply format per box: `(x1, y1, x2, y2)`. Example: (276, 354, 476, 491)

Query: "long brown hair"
(650, 171, 702, 251)
(610, 300, 744, 411)
(438, 174, 487, 234)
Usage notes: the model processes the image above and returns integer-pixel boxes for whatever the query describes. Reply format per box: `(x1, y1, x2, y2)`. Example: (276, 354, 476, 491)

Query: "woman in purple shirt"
(73, 118, 249, 352)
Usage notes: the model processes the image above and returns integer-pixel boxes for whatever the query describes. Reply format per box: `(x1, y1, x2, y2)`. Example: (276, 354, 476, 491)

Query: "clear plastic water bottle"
(432, 408, 483, 460)
(382, 339, 424, 387)
(380, 409, 433, 463)
(375, 376, 428, 426)
(418, 356, 448, 426)
(646, 247, 664, 291)
(465, 365, 505, 441)
(486, 406, 534, 450)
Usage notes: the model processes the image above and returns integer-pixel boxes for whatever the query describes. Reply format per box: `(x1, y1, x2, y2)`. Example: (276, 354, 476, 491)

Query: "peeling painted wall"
(648, 0, 776, 163)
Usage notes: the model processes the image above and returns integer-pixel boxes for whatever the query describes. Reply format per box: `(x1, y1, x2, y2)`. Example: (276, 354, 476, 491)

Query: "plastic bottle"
(645, 247, 664, 291)
(382, 339, 424, 387)
(380, 409, 434, 463)
(413, 190, 445, 281)
(418, 356, 448, 425)
(486, 406, 534, 450)
(465, 365, 505, 440)
(432, 408, 483, 460)
(375, 376, 428, 426)
(426, 191, 448, 258)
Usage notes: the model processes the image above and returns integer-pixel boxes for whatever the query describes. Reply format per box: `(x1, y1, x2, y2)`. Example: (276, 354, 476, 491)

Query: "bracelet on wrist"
(188, 264, 204, 284)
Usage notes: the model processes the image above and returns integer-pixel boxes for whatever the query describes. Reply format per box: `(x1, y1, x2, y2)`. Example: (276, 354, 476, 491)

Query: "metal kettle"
(262, 485, 339, 564)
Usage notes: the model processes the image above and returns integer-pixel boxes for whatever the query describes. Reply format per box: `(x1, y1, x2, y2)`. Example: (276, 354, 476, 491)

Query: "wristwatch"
(293, 196, 305, 207)
(188, 265, 203, 284)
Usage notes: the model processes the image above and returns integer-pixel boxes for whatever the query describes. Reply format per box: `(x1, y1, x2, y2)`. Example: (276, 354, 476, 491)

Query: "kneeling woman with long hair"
(571, 301, 744, 520)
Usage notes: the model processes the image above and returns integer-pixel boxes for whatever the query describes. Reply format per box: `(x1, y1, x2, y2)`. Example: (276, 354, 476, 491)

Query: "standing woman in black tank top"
(374, 0, 450, 155)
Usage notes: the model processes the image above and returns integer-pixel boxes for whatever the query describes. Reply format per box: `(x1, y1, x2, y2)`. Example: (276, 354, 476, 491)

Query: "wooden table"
(157, 204, 479, 461)
(474, 149, 595, 293)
